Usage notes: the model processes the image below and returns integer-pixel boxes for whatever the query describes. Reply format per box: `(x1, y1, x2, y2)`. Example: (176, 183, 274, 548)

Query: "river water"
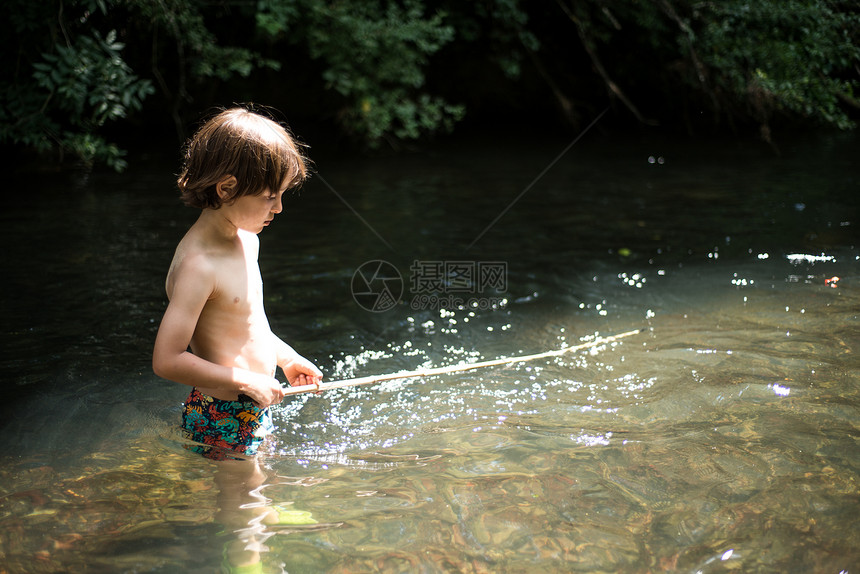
(1, 127, 858, 572)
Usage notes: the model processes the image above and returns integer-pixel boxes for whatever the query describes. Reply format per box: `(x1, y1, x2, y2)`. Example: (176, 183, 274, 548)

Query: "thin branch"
(156, 0, 190, 141)
(652, 0, 720, 113)
(600, 6, 621, 30)
(281, 328, 643, 397)
(58, 0, 72, 48)
(524, 47, 579, 127)
(555, 0, 658, 126)
(151, 24, 172, 99)
(835, 88, 860, 110)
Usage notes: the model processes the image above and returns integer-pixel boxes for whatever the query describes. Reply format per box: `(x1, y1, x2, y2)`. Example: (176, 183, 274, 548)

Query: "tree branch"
(523, 44, 580, 127)
(652, 0, 720, 113)
(555, 0, 658, 125)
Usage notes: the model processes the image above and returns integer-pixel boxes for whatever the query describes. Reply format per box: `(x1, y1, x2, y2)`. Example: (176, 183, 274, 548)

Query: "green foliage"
(2, 0, 858, 170)
(468, 0, 539, 79)
(1, 2, 153, 170)
(557, 0, 860, 134)
(695, 0, 860, 130)
(124, 0, 280, 81)
(257, 0, 464, 147)
(1, 0, 278, 171)
(29, 30, 154, 170)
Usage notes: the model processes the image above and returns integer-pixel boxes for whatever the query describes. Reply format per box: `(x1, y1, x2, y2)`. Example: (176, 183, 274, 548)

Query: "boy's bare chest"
(211, 257, 265, 314)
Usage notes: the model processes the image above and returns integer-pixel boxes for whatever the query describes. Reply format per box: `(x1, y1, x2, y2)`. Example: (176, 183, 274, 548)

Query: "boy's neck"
(196, 208, 243, 241)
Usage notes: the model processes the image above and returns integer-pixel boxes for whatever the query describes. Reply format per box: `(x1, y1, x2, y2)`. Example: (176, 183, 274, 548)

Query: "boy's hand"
(240, 372, 286, 408)
(282, 355, 323, 388)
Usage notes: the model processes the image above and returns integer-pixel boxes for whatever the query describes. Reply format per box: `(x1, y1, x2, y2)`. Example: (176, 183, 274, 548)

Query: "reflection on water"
(1, 131, 858, 572)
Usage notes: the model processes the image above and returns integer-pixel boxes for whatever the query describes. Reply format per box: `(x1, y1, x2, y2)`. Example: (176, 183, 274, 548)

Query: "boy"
(152, 107, 322, 461)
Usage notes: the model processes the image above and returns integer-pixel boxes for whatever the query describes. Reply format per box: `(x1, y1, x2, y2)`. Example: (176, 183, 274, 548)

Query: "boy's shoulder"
(166, 243, 215, 293)
(167, 227, 219, 284)
(171, 226, 259, 273)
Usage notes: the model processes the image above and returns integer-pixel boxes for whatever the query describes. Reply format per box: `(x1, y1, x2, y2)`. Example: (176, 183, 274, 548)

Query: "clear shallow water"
(1, 129, 858, 572)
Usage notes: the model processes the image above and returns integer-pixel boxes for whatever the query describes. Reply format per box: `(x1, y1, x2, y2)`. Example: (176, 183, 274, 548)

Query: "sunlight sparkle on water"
(618, 272, 646, 288)
(731, 272, 754, 286)
(769, 383, 791, 397)
(787, 253, 836, 264)
(573, 431, 613, 447)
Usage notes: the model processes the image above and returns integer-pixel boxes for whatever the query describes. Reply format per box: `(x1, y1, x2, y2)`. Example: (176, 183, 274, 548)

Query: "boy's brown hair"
(177, 107, 308, 209)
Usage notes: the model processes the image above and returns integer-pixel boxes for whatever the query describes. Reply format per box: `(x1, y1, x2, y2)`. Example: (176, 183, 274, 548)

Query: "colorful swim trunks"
(181, 387, 274, 461)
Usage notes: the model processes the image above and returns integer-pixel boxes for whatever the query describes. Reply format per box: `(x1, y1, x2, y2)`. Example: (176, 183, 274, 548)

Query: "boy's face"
(223, 182, 288, 234)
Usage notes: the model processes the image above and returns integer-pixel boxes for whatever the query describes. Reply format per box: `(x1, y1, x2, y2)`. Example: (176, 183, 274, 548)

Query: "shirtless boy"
(152, 107, 322, 461)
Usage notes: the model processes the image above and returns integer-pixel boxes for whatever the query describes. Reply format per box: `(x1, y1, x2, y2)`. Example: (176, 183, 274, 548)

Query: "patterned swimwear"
(181, 387, 274, 461)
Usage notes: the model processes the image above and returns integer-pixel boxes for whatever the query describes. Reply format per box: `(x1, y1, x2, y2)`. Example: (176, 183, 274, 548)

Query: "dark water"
(1, 128, 858, 572)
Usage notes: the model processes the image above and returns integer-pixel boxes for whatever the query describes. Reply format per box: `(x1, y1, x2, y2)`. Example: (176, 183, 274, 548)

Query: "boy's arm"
(272, 334, 323, 387)
(152, 256, 285, 407)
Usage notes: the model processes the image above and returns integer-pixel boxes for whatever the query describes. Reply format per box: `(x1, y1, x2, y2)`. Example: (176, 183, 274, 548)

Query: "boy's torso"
(168, 225, 277, 400)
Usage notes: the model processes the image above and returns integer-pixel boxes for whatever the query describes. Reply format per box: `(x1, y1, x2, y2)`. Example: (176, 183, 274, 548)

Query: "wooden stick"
(283, 328, 642, 397)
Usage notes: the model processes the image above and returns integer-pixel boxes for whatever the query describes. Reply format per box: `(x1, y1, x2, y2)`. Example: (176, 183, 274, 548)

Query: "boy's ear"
(215, 175, 238, 200)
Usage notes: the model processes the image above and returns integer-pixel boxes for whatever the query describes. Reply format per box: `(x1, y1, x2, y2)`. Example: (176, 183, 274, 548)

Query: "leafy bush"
(257, 0, 464, 147)
(543, 0, 859, 136)
(2, 0, 858, 170)
(30, 30, 154, 170)
(0, 0, 276, 171)
(697, 0, 859, 133)
(1, 2, 155, 171)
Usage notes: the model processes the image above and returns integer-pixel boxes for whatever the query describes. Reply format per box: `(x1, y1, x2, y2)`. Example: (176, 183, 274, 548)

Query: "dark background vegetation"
(2, 0, 859, 170)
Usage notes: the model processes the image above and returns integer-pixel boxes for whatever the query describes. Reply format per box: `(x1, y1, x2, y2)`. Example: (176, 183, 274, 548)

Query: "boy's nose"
(272, 197, 283, 214)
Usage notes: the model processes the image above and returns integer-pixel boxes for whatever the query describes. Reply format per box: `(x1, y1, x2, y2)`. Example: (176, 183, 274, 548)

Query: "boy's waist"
(188, 386, 268, 411)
